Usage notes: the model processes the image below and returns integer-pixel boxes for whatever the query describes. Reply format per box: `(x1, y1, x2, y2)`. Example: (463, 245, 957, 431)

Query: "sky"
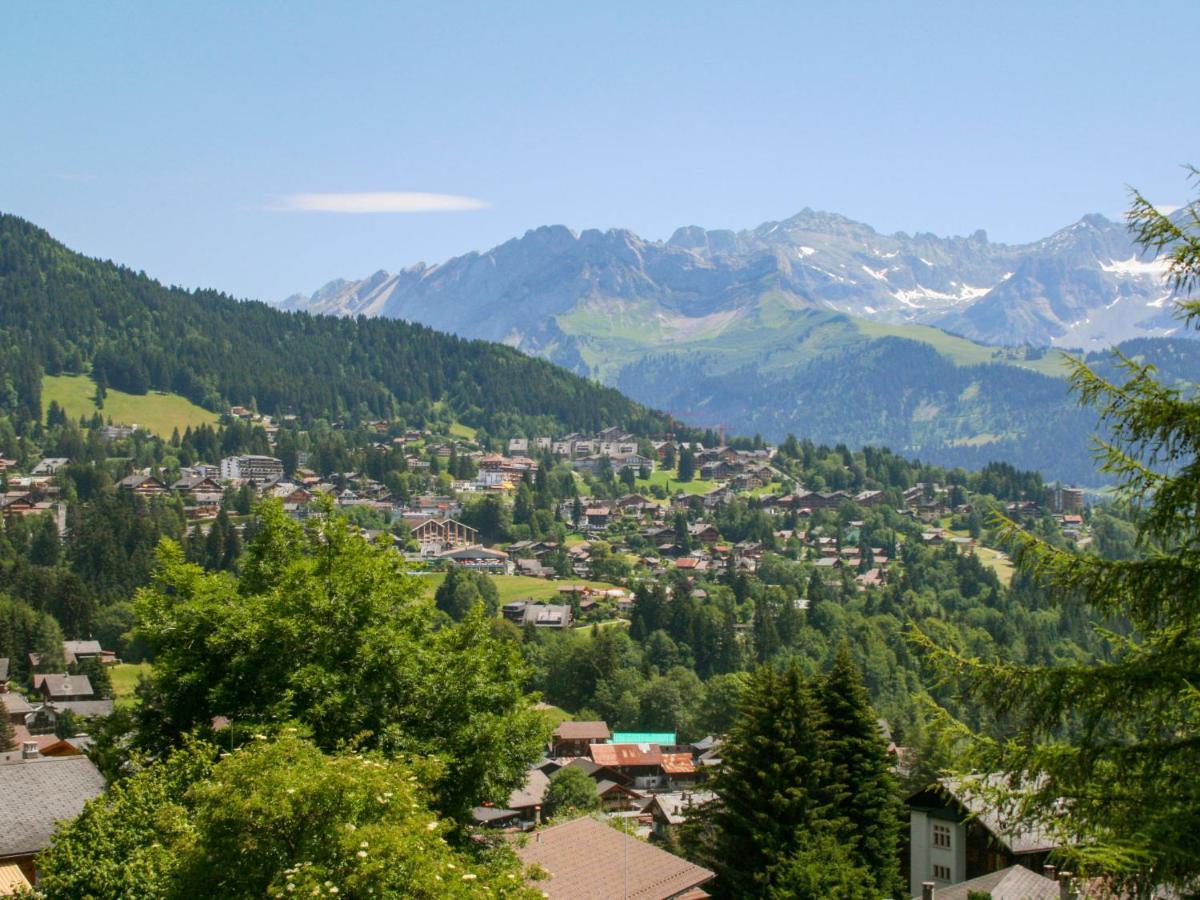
(2, 1, 1197, 301)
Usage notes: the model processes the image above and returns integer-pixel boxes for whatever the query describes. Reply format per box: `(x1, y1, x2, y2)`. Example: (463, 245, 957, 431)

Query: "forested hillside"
(0, 214, 679, 438)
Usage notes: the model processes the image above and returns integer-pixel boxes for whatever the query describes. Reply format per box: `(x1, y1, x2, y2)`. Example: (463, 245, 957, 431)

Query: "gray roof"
(39, 674, 93, 699)
(507, 767, 550, 811)
(650, 790, 716, 825)
(0, 756, 106, 858)
(918, 776, 1059, 855)
(62, 641, 102, 657)
(51, 700, 114, 718)
(919, 864, 1060, 900)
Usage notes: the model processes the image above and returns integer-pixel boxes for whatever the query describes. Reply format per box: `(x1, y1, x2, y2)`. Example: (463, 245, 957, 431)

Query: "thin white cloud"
(1153, 203, 1181, 216)
(276, 191, 489, 213)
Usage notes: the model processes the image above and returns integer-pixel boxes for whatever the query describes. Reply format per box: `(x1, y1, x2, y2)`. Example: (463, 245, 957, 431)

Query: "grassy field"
(109, 661, 151, 709)
(573, 618, 629, 632)
(416, 573, 622, 603)
(43, 374, 218, 437)
(448, 422, 477, 441)
(941, 525, 1016, 586)
(634, 469, 718, 497)
(975, 545, 1015, 586)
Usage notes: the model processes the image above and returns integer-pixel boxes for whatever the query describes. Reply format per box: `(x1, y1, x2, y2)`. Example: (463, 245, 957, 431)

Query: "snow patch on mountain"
(284, 208, 1194, 354)
(1101, 256, 1171, 278)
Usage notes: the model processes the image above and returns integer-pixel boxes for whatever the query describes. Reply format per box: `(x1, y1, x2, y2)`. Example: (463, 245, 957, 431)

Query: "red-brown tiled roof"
(659, 753, 696, 776)
(589, 743, 663, 767)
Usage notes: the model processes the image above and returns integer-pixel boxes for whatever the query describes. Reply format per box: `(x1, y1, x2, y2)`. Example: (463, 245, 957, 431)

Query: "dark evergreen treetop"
(820, 644, 905, 897)
(700, 663, 836, 897)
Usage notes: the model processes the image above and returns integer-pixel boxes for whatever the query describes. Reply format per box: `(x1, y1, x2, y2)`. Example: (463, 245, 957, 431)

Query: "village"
(0, 408, 1097, 897)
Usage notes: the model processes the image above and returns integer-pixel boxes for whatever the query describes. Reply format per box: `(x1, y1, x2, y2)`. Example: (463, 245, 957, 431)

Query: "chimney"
(1043, 864, 1056, 880)
(922, 881, 935, 900)
(22, 741, 38, 759)
(1058, 872, 1074, 900)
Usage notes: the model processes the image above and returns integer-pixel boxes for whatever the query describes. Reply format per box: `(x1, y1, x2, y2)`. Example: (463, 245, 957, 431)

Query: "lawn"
(43, 374, 218, 437)
(448, 421, 477, 441)
(572, 618, 630, 632)
(109, 661, 151, 709)
(634, 469, 717, 497)
(415, 573, 622, 603)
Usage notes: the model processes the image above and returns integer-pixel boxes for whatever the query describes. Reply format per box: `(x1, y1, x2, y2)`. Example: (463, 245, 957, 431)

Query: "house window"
(933, 864, 951, 882)
(932, 823, 952, 848)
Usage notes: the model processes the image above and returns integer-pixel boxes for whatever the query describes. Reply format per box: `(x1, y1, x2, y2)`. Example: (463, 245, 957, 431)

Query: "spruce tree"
(820, 644, 904, 896)
(677, 446, 696, 482)
(923, 174, 1200, 891)
(701, 663, 837, 897)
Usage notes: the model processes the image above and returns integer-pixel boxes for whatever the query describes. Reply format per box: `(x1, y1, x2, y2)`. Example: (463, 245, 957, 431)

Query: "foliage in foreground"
(36, 733, 538, 899)
(922, 173, 1200, 892)
(132, 499, 547, 821)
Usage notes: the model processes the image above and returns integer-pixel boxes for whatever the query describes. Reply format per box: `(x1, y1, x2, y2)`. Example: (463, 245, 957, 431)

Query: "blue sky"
(2, 1, 1196, 301)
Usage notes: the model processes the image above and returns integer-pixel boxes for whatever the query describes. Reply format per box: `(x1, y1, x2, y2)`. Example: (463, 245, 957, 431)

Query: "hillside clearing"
(43, 374, 218, 437)
(853, 319, 1071, 377)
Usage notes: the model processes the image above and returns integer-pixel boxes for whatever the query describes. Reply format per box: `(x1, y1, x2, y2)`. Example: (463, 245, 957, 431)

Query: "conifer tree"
(677, 446, 696, 482)
(820, 644, 904, 896)
(674, 511, 692, 554)
(0, 705, 15, 752)
(699, 663, 837, 897)
(923, 174, 1200, 891)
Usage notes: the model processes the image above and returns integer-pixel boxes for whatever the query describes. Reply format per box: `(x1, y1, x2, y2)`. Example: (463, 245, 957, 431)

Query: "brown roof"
(553, 721, 611, 741)
(590, 743, 663, 768)
(514, 815, 714, 900)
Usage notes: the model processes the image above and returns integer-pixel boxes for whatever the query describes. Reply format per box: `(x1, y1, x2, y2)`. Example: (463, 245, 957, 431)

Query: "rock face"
(283, 209, 1182, 352)
(932, 215, 1179, 347)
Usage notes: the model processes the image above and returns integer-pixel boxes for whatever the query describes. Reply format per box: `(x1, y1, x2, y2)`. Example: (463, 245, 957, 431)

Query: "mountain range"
(283, 209, 1181, 351)
(282, 209, 1195, 484)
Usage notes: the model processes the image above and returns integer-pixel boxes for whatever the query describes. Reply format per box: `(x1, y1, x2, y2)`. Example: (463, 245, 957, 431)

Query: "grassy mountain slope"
(43, 374, 218, 436)
(0, 214, 679, 438)
(556, 292, 1067, 381)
